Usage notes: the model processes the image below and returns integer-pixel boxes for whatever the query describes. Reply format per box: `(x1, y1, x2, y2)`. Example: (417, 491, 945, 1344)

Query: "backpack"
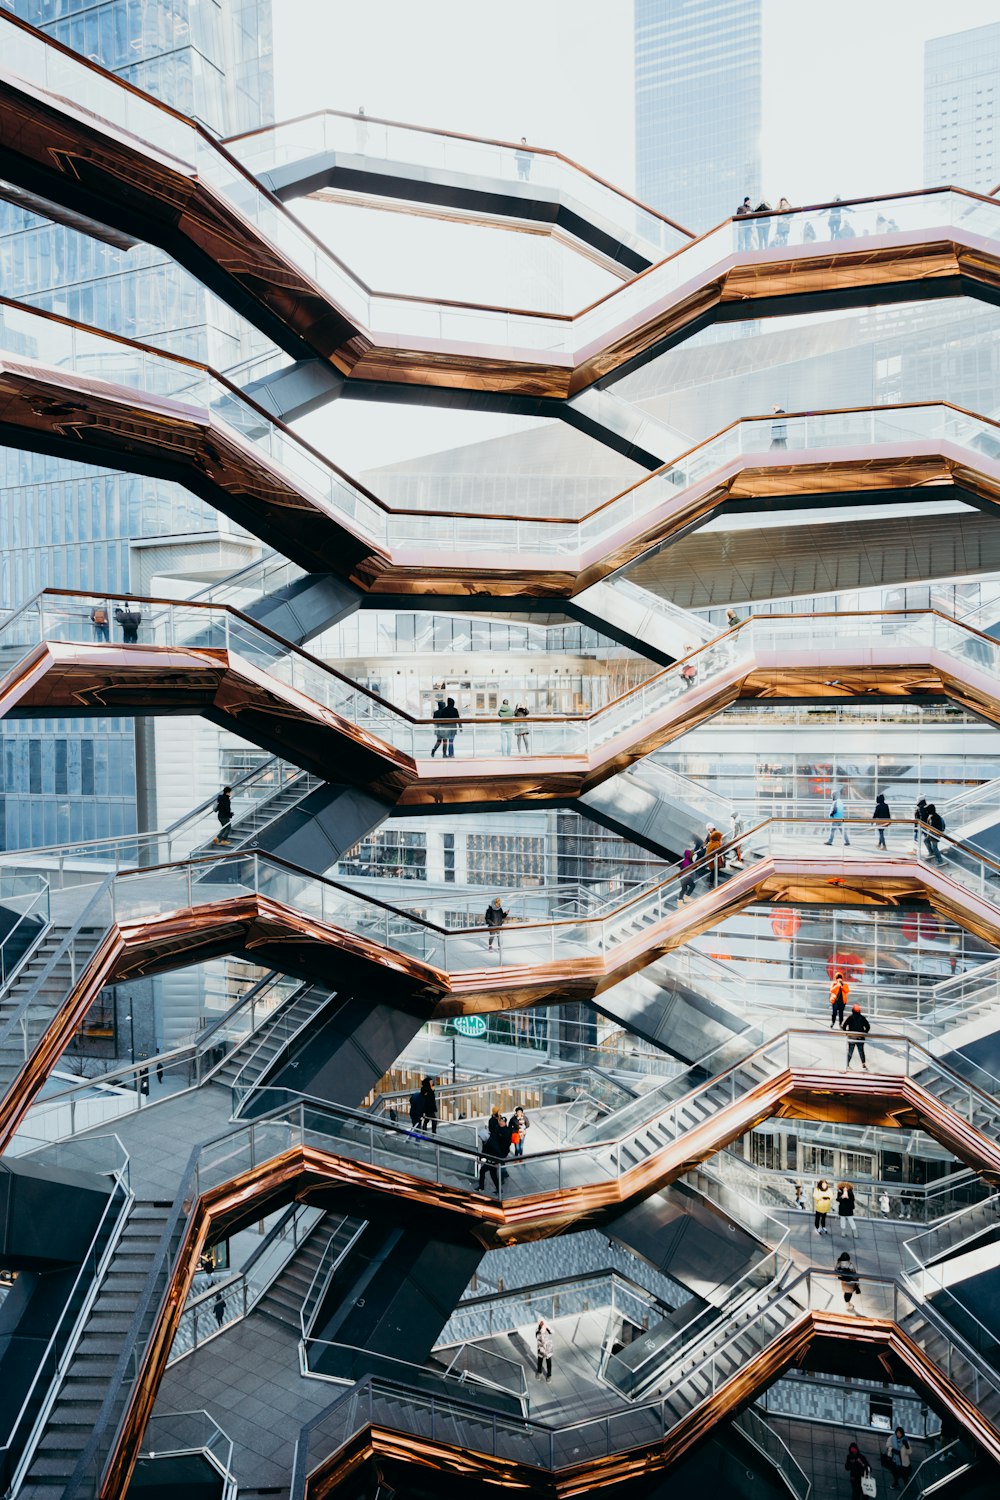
(91, 607, 107, 625)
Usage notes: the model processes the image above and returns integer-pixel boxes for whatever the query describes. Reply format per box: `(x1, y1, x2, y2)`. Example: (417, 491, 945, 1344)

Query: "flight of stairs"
(0, 924, 106, 1099)
(897, 1305, 1000, 1426)
(191, 771, 321, 856)
(211, 982, 331, 1094)
(19, 1199, 171, 1495)
(256, 1213, 362, 1332)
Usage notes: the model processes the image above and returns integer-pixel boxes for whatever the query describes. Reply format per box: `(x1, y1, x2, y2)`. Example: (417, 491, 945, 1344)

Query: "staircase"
(256, 1213, 362, 1331)
(896, 1301, 1000, 1427)
(190, 769, 321, 857)
(19, 1200, 171, 1495)
(0, 924, 106, 1100)
(910, 1059, 1000, 1139)
(213, 982, 331, 1095)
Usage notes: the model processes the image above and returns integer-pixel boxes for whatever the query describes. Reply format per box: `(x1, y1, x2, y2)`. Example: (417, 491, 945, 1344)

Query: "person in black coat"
(418, 1077, 438, 1135)
(843, 1004, 871, 1071)
(485, 897, 509, 951)
(478, 1110, 513, 1193)
(213, 786, 233, 845)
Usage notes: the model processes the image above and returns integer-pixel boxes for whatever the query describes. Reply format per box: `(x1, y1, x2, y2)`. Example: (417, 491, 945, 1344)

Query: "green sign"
(450, 1016, 487, 1038)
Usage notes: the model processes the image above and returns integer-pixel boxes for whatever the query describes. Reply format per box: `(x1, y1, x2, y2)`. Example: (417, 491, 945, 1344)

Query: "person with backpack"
(829, 971, 850, 1028)
(914, 795, 928, 847)
(89, 604, 109, 642)
(825, 788, 851, 846)
(923, 804, 945, 865)
(408, 1086, 424, 1132)
(844, 1003, 871, 1070)
(213, 786, 233, 845)
(677, 847, 697, 903)
(114, 601, 142, 644)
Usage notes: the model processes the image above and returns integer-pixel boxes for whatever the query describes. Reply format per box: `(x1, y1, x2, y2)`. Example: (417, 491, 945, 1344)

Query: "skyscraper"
(0, 0, 274, 850)
(634, 0, 762, 233)
(924, 21, 1000, 193)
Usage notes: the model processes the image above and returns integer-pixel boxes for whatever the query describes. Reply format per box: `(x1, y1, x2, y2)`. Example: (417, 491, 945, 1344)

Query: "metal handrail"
(298, 1220, 368, 1343)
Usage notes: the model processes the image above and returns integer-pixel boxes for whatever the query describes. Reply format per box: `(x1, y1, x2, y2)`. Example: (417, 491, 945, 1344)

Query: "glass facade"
(634, 0, 762, 234)
(0, 0, 275, 848)
(924, 22, 1000, 193)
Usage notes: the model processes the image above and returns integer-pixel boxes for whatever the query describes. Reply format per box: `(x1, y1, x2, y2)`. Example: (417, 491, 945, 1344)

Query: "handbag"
(862, 1474, 877, 1498)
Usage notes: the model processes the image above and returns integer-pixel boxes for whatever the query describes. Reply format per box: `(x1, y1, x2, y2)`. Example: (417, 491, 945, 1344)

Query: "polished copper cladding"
(0, 333, 994, 588)
(6, 609, 1000, 802)
(0, 13, 998, 394)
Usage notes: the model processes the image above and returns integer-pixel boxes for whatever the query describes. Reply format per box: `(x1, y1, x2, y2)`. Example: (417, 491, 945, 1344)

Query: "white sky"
(272, 0, 1000, 467)
(274, 0, 1000, 210)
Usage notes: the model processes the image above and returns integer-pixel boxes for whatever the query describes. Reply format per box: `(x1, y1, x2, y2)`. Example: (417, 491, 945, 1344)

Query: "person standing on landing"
(825, 788, 851, 846)
(814, 1178, 832, 1235)
(485, 896, 509, 951)
(885, 1428, 911, 1490)
(845, 1443, 872, 1500)
(535, 1317, 553, 1379)
(829, 970, 849, 1028)
(836, 1251, 862, 1312)
(497, 698, 514, 755)
(844, 1003, 871, 1070)
(837, 1182, 859, 1238)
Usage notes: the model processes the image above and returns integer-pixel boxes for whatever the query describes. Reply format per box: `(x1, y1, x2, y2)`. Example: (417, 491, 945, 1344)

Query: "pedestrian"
(837, 1182, 859, 1238)
(515, 136, 532, 181)
(497, 698, 514, 756)
(418, 1077, 438, 1135)
(825, 788, 851, 846)
(729, 808, 744, 863)
(736, 195, 753, 250)
(485, 896, 509, 951)
(879, 1189, 891, 1217)
(156, 1059, 164, 1086)
(514, 703, 530, 753)
(836, 1252, 862, 1312)
(923, 804, 945, 865)
(511, 1104, 530, 1158)
(872, 793, 891, 849)
(829, 970, 850, 1028)
(705, 825, 725, 881)
(430, 698, 448, 757)
(726, 608, 743, 629)
(826, 196, 850, 240)
(913, 795, 928, 847)
(213, 1292, 226, 1330)
(885, 1428, 911, 1490)
(769, 404, 788, 450)
(408, 1086, 424, 1131)
(845, 1443, 872, 1500)
(678, 847, 697, 902)
(441, 696, 461, 757)
(680, 644, 698, 690)
(694, 832, 710, 885)
(774, 197, 793, 245)
(755, 199, 772, 249)
(900, 1192, 913, 1220)
(814, 1178, 833, 1235)
(535, 1316, 553, 1379)
(213, 786, 233, 845)
(114, 600, 142, 644)
(477, 1107, 512, 1193)
(89, 603, 110, 642)
(793, 1181, 805, 1210)
(844, 1003, 871, 1071)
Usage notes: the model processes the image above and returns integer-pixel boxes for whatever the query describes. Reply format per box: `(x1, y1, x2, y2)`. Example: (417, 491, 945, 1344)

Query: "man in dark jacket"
(213, 786, 233, 845)
(485, 897, 509, 951)
(478, 1112, 513, 1193)
(924, 804, 946, 865)
(843, 1003, 871, 1071)
(115, 602, 142, 644)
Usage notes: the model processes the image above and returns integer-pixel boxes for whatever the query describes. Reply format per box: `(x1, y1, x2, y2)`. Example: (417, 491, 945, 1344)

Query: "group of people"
(845, 1429, 912, 1496)
(430, 697, 462, 756)
(677, 810, 745, 901)
(736, 194, 891, 254)
(497, 699, 531, 754)
(804, 1179, 861, 1236)
(477, 1103, 531, 1191)
(90, 601, 142, 643)
(824, 789, 946, 859)
(828, 975, 872, 1068)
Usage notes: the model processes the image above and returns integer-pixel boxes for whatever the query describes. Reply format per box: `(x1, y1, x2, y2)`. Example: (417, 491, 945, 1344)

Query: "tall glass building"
(634, 0, 762, 232)
(924, 21, 1000, 194)
(0, 0, 274, 850)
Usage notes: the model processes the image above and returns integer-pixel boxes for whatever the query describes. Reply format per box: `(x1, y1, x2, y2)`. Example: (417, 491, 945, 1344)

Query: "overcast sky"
(274, 0, 1000, 209)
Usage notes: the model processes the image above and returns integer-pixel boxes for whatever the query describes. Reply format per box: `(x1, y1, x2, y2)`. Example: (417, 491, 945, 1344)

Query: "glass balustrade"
(225, 111, 691, 264)
(2, 19, 999, 357)
(13, 592, 1000, 767)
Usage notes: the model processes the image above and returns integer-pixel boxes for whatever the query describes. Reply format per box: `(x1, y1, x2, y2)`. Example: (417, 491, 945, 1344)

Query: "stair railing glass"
(733, 1405, 813, 1500)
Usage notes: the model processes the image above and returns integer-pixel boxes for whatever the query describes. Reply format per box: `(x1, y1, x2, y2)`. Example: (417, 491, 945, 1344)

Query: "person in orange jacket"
(829, 970, 850, 1028)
